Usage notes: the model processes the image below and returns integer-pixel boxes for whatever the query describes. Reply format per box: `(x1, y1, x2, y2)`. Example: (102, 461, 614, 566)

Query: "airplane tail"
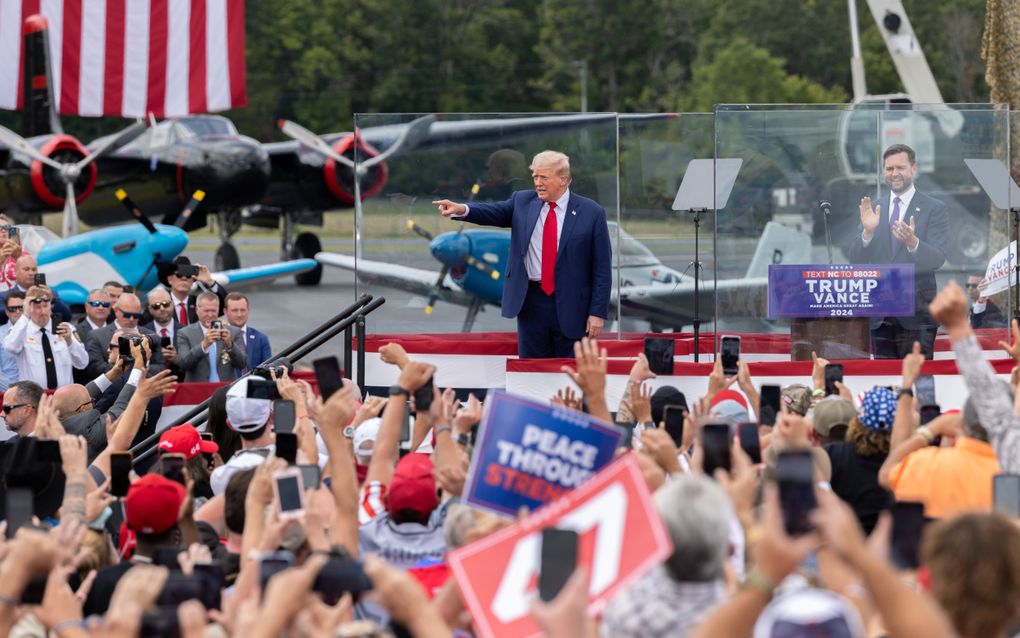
(743, 221, 813, 279)
(20, 14, 62, 137)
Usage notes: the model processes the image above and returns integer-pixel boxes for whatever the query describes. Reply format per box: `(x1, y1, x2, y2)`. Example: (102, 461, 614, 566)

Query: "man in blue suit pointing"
(433, 150, 612, 358)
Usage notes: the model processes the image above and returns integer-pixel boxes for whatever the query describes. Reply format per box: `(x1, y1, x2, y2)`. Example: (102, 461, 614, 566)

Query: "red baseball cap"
(124, 474, 186, 534)
(158, 424, 218, 460)
(387, 453, 439, 517)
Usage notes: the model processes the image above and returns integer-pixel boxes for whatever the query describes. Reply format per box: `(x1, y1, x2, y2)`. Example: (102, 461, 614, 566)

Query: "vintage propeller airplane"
(0, 14, 672, 287)
(24, 185, 316, 306)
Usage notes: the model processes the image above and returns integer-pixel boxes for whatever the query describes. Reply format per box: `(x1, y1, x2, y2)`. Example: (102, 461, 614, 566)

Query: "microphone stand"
(820, 200, 834, 265)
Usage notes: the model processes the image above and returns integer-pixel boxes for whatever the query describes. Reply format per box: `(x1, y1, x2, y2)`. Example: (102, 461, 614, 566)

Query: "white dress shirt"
(525, 189, 570, 280)
(3, 315, 88, 387)
(862, 184, 918, 252)
(154, 319, 175, 342)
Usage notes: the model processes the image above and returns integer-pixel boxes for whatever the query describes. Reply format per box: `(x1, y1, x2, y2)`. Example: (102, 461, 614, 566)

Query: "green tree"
(685, 37, 847, 111)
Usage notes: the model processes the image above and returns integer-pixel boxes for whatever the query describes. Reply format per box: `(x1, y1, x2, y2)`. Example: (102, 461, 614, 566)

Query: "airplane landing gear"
(462, 298, 484, 332)
(215, 211, 242, 270)
(282, 212, 323, 286)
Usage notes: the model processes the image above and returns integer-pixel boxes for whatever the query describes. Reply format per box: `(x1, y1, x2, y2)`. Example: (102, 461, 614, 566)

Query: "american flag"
(0, 0, 246, 118)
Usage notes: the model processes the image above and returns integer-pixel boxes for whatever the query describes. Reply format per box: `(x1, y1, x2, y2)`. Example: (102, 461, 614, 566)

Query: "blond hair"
(530, 150, 570, 176)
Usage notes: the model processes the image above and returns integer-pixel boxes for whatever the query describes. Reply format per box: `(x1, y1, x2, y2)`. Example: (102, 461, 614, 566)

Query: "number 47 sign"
(447, 454, 673, 638)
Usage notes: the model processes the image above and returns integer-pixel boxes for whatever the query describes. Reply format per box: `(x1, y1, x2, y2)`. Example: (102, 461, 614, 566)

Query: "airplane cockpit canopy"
(173, 116, 239, 138)
(17, 224, 58, 256)
(608, 222, 660, 268)
(130, 115, 239, 151)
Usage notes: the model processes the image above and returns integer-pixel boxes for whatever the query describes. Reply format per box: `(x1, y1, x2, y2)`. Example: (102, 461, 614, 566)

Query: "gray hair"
(196, 291, 219, 306)
(442, 503, 478, 549)
(655, 474, 733, 582)
(530, 150, 570, 176)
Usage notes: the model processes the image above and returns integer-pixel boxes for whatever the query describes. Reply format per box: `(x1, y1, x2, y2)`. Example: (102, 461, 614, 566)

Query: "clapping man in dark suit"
(433, 150, 612, 358)
(176, 291, 246, 382)
(847, 144, 950, 359)
(224, 292, 271, 374)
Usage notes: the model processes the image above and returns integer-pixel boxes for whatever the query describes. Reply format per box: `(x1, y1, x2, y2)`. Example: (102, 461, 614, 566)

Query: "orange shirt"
(888, 437, 1001, 518)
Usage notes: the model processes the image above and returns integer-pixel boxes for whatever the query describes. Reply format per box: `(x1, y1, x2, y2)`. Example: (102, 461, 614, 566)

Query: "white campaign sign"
(491, 483, 626, 623)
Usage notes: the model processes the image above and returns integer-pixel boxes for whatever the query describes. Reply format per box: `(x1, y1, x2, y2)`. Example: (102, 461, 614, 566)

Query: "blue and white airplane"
(20, 222, 317, 305)
(315, 221, 812, 331)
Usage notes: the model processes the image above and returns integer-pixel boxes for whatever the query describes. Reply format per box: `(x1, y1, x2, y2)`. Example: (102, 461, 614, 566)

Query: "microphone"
(819, 200, 832, 213)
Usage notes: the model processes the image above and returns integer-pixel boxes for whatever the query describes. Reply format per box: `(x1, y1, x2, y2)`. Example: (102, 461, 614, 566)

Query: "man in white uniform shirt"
(4, 286, 87, 389)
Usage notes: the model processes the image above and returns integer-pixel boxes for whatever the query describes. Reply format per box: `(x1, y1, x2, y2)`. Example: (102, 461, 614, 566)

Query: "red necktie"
(161, 327, 168, 338)
(178, 301, 188, 326)
(541, 202, 557, 295)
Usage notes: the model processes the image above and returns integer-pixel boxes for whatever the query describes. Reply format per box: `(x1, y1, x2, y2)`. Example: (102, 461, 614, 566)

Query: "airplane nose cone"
(154, 225, 189, 258)
(186, 137, 271, 205)
(429, 233, 471, 268)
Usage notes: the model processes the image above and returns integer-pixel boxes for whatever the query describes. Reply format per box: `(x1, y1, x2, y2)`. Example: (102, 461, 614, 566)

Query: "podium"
(790, 318, 871, 360)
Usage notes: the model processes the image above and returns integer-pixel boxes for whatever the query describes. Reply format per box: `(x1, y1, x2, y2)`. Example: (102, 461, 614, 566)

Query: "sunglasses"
(29, 297, 51, 304)
(2, 403, 29, 414)
(107, 343, 119, 351)
(5, 305, 22, 313)
(88, 300, 111, 308)
(966, 283, 980, 289)
(119, 310, 143, 320)
(149, 301, 172, 309)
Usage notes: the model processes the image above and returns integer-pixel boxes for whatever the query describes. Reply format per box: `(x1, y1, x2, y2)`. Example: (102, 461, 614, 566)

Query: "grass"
(41, 202, 703, 242)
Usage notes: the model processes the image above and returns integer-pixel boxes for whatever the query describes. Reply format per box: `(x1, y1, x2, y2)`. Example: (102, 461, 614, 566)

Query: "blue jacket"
(464, 190, 612, 339)
(238, 325, 271, 374)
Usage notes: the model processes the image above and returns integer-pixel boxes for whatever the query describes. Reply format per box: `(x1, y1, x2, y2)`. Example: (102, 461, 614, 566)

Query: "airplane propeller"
(405, 217, 500, 316)
(115, 187, 206, 233)
(0, 121, 147, 237)
(278, 114, 437, 174)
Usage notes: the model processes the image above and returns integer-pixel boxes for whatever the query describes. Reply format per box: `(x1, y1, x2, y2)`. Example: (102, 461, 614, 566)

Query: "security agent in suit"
(966, 274, 1006, 329)
(433, 150, 612, 358)
(177, 291, 246, 382)
(847, 144, 950, 359)
(148, 256, 229, 327)
(76, 289, 112, 338)
(84, 293, 162, 379)
(143, 287, 182, 379)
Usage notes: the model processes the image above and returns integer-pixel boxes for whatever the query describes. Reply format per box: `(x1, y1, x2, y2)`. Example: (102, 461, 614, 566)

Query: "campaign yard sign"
(448, 454, 673, 638)
(463, 390, 622, 517)
(768, 263, 915, 319)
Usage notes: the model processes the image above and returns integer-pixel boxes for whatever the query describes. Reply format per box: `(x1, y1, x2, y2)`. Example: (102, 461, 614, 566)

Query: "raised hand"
(859, 196, 881, 240)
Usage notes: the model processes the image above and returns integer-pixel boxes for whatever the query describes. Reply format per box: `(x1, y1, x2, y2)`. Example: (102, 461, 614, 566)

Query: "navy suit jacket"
(846, 190, 949, 329)
(463, 190, 612, 339)
(239, 326, 271, 374)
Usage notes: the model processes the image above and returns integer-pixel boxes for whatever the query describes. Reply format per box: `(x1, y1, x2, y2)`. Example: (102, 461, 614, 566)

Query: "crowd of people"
(0, 252, 1018, 636)
(0, 246, 275, 425)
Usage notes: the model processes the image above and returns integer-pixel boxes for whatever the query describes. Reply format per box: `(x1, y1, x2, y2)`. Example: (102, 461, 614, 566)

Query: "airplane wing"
(263, 113, 676, 156)
(209, 259, 319, 288)
(315, 252, 478, 307)
(617, 277, 771, 325)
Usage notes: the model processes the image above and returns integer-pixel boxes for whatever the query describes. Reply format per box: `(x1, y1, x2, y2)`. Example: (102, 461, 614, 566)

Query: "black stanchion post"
(356, 314, 366, 391)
